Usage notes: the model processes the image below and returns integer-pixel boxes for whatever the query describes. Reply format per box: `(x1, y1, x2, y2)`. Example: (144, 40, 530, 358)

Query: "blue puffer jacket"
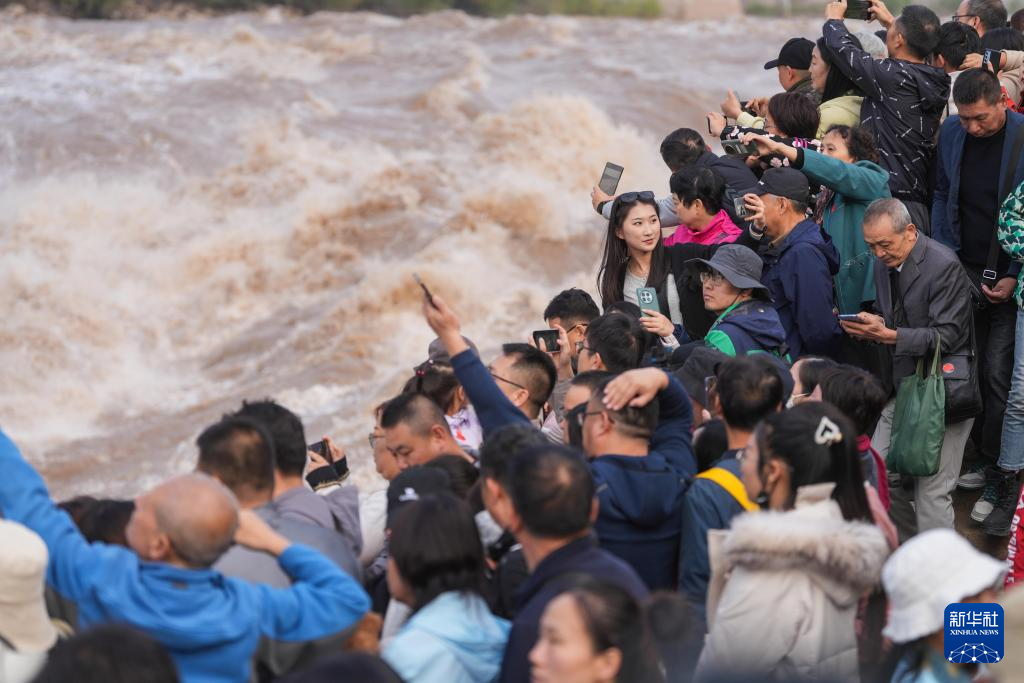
(761, 219, 843, 358)
(704, 299, 787, 357)
(0, 430, 370, 683)
(591, 374, 695, 591)
(383, 591, 510, 683)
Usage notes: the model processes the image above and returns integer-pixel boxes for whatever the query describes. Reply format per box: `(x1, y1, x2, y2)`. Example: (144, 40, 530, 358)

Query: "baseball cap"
(743, 167, 811, 204)
(386, 467, 452, 528)
(764, 37, 815, 70)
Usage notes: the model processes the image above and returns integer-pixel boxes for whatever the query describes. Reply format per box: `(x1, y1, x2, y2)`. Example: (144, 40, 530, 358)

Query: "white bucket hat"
(0, 520, 58, 653)
(882, 529, 1006, 644)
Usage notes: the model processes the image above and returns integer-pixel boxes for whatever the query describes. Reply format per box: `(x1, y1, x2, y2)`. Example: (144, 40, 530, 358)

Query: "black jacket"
(823, 19, 950, 205)
(499, 536, 648, 683)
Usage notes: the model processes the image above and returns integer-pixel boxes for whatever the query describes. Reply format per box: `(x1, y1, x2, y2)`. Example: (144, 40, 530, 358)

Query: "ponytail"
(756, 402, 873, 523)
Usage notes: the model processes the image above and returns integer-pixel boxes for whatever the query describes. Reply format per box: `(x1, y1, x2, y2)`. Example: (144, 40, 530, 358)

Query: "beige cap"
(0, 520, 58, 652)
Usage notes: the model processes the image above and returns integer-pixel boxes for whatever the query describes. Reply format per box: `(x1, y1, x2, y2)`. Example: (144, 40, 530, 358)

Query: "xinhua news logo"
(944, 603, 1004, 664)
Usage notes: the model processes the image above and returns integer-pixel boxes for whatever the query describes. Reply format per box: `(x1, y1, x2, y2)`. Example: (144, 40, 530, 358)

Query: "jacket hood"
(913, 63, 953, 114)
(724, 485, 889, 606)
(593, 454, 684, 527)
(783, 220, 841, 276)
(718, 300, 787, 350)
(404, 592, 510, 679)
(821, 94, 863, 120)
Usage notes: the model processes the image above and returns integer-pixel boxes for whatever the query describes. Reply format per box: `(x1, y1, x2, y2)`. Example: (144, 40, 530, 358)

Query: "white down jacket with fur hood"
(697, 483, 890, 682)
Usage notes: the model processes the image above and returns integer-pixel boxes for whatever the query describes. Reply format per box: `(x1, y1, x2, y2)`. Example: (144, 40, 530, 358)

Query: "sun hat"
(881, 529, 1006, 644)
(0, 519, 58, 653)
(685, 244, 769, 296)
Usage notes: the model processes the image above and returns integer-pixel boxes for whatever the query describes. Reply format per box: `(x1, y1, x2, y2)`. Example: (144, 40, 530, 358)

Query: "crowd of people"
(6, 0, 1024, 681)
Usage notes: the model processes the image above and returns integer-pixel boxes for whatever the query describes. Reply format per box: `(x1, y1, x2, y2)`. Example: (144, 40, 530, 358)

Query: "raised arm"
(796, 149, 891, 202)
(243, 510, 370, 642)
(0, 430, 122, 601)
(822, 18, 886, 100)
(421, 292, 531, 435)
(601, 369, 695, 480)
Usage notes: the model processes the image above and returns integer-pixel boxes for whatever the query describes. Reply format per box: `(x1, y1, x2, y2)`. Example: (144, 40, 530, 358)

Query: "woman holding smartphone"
(597, 193, 764, 345)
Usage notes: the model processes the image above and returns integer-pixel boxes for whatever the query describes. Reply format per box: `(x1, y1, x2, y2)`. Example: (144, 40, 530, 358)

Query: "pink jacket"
(663, 210, 741, 247)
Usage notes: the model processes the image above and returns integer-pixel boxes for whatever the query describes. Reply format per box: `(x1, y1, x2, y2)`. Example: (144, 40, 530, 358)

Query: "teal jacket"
(796, 149, 891, 313)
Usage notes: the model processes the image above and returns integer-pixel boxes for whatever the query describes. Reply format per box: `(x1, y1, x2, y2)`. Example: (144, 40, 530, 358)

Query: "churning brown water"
(0, 8, 821, 498)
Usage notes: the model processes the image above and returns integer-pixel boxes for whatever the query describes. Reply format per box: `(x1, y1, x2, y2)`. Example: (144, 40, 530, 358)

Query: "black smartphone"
(598, 163, 624, 195)
(721, 140, 758, 156)
(308, 440, 330, 460)
(707, 115, 714, 133)
(838, 314, 864, 323)
(844, 0, 870, 19)
(413, 273, 436, 308)
(533, 329, 561, 353)
(738, 100, 757, 116)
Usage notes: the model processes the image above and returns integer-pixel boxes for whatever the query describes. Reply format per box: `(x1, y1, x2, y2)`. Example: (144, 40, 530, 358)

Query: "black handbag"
(939, 327, 982, 424)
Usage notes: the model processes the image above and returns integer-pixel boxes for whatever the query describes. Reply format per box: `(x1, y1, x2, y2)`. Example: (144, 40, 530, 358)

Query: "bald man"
(380, 392, 472, 469)
(0, 429, 369, 683)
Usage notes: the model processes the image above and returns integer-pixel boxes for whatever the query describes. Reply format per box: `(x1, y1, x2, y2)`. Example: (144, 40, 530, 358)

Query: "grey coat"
(873, 234, 973, 386)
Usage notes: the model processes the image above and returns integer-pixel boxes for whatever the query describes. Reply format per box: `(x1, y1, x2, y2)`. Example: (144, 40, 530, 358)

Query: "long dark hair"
(816, 35, 863, 102)
(597, 195, 669, 310)
(556, 577, 665, 683)
(754, 402, 873, 523)
(388, 493, 486, 612)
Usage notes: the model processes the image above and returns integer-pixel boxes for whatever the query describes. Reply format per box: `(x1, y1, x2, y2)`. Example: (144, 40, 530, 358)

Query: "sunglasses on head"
(618, 191, 655, 203)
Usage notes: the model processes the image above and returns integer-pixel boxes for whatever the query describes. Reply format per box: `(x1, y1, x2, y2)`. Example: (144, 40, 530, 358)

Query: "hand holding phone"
(533, 329, 562, 354)
(844, 0, 870, 20)
(413, 273, 436, 309)
(598, 163, 624, 196)
(636, 287, 660, 316)
(721, 140, 759, 157)
(838, 313, 864, 323)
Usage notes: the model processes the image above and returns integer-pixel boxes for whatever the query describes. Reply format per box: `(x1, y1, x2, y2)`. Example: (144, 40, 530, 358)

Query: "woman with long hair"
(596, 192, 681, 345)
(698, 402, 890, 681)
(811, 36, 865, 138)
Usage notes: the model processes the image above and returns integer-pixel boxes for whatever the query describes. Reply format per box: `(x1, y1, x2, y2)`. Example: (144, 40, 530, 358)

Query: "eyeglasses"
(573, 408, 607, 428)
(489, 369, 529, 393)
(576, 341, 594, 355)
(618, 191, 655, 203)
(699, 270, 727, 287)
(368, 432, 380, 449)
(952, 13, 977, 22)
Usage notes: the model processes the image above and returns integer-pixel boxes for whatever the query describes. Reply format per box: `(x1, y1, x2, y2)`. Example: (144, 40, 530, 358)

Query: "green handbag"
(887, 341, 946, 477)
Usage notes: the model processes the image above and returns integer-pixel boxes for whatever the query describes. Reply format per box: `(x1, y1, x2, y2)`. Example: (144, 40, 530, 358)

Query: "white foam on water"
(0, 9, 802, 497)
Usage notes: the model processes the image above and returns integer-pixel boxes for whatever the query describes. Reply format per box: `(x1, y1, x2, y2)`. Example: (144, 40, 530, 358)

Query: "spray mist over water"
(0, 7, 817, 498)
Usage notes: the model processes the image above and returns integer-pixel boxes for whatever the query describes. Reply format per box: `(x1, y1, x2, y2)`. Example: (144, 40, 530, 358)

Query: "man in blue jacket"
(932, 67, 1024, 532)
(678, 356, 783, 627)
(568, 367, 695, 591)
(422, 293, 696, 590)
(0, 429, 370, 683)
(745, 167, 843, 359)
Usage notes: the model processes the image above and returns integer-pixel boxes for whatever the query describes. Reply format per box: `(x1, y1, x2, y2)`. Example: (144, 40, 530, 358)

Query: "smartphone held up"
(413, 272, 437, 309)
(598, 162, 624, 196)
(532, 329, 561, 354)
